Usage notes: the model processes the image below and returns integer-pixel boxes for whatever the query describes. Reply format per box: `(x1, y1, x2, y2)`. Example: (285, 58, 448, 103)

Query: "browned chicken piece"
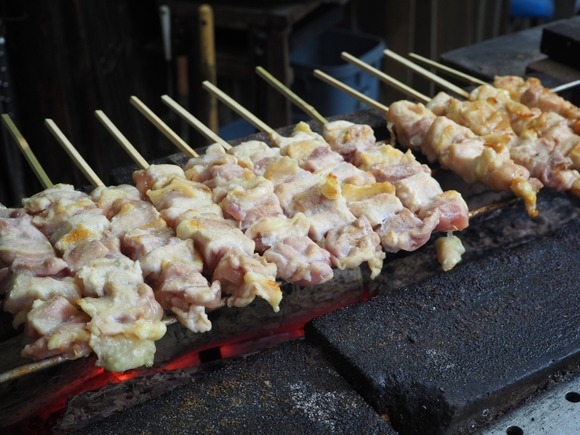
(387, 100, 543, 218)
(428, 91, 580, 197)
(323, 120, 470, 234)
(492, 76, 580, 169)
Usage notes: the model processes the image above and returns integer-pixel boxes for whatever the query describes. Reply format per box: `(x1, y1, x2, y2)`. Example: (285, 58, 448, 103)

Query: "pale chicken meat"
(23, 184, 100, 237)
(1, 163, 265, 369)
(0, 211, 68, 291)
(494, 75, 580, 133)
(272, 122, 374, 186)
(185, 145, 334, 286)
(3, 274, 81, 328)
(21, 296, 91, 361)
(137, 236, 221, 332)
(76, 257, 167, 372)
(245, 213, 333, 286)
(264, 157, 356, 241)
(435, 233, 466, 272)
(91, 185, 222, 334)
(246, 149, 385, 278)
(322, 215, 384, 276)
(22, 184, 117, 272)
(122, 227, 175, 260)
(322, 119, 469, 246)
(471, 82, 580, 170)
(322, 119, 467, 270)
(17, 184, 173, 371)
(353, 144, 430, 184)
(322, 119, 377, 160)
(133, 164, 282, 312)
(228, 140, 282, 176)
(146, 176, 224, 227)
(378, 208, 440, 253)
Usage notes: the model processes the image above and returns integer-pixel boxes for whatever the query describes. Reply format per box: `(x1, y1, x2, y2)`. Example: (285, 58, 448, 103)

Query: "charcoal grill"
(0, 106, 578, 435)
(2, 12, 580, 433)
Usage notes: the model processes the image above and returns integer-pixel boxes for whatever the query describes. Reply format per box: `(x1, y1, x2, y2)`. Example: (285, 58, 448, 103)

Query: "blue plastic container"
(290, 28, 385, 119)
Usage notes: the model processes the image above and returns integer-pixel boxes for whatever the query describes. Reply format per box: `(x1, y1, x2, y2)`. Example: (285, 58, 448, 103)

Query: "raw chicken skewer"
(201, 80, 466, 271)
(333, 53, 544, 218)
(158, 98, 336, 286)
(254, 67, 469, 272)
(102, 105, 333, 288)
(5, 119, 168, 373)
(126, 98, 283, 312)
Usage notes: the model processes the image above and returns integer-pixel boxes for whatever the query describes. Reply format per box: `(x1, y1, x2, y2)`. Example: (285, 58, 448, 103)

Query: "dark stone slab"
(440, 25, 546, 81)
(74, 339, 397, 435)
(541, 16, 580, 70)
(372, 190, 579, 296)
(305, 220, 580, 435)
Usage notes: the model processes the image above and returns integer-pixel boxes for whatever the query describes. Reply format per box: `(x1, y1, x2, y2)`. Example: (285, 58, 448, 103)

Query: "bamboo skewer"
(256, 66, 328, 126)
(45, 119, 105, 188)
(161, 94, 230, 149)
(408, 52, 487, 87)
(383, 49, 470, 99)
(0, 354, 69, 384)
(129, 96, 199, 158)
(201, 80, 277, 137)
(95, 110, 150, 170)
(341, 51, 430, 104)
(408, 51, 580, 94)
(313, 69, 390, 115)
(1, 114, 54, 189)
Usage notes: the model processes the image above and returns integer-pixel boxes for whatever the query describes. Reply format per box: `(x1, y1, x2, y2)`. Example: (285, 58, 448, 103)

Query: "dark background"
(0, 0, 576, 207)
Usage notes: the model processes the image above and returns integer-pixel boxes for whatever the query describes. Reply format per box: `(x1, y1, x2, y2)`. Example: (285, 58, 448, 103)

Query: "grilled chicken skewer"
(425, 89, 580, 197)
(105, 105, 334, 288)
(192, 83, 386, 276)
(382, 52, 580, 193)
(164, 91, 383, 276)
(256, 67, 470, 233)
(153, 104, 336, 286)
(389, 51, 580, 171)
(338, 52, 544, 218)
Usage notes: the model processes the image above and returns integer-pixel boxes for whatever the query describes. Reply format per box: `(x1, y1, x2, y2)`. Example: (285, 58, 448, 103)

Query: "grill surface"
(71, 206, 579, 435)
(1, 108, 579, 434)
